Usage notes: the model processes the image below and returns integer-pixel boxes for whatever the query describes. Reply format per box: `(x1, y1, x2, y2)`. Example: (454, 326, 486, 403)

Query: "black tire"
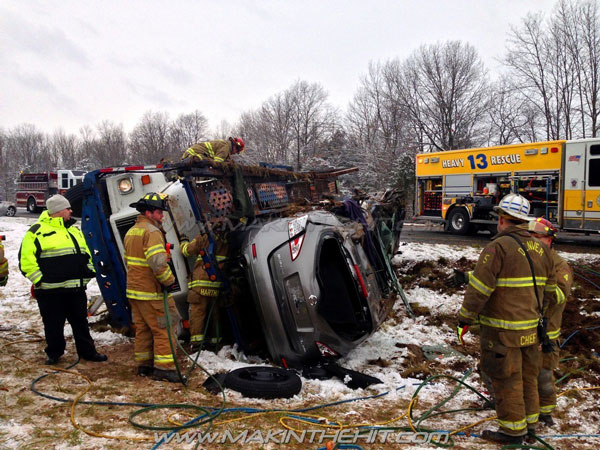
(27, 197, 37, 213)
(447, 208, 470, 235)
(5, 206, 16, 217)
(65, 183, 85, 217)
(224, 366, 302, 399)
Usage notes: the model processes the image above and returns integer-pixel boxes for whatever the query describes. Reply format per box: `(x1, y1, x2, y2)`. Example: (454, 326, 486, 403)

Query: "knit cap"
(46, 195, 71, 214)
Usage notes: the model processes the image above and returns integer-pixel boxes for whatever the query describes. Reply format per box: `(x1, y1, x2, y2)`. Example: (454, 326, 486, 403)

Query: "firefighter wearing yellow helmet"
(124, 192, 184, 383)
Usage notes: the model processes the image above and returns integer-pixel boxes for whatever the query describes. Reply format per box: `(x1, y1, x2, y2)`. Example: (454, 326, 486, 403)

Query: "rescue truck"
(415, 139, 600, 234)
(16, 169, 85, 212)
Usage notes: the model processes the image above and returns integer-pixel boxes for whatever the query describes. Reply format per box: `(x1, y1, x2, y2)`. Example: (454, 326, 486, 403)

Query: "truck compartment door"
(584, 143, 600, 230)
(562, 141, 587, 229)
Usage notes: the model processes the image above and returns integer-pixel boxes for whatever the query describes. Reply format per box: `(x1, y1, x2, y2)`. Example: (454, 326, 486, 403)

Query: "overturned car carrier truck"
(68, 160, 405, 369)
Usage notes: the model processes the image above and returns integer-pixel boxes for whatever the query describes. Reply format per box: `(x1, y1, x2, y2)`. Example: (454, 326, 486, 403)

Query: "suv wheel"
(5, 206, 16, 217)
(224, 366, 302, 399)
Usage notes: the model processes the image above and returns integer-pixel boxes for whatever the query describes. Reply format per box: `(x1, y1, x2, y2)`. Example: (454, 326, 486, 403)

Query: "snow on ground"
(1, 216, 599, 449)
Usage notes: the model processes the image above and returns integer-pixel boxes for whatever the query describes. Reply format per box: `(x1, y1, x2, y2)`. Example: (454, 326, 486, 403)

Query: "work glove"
(0, 276, 7, 287)
(30, 284, 36, 299)
(457, 322, 469, 345)
(445, 270, 468, 288)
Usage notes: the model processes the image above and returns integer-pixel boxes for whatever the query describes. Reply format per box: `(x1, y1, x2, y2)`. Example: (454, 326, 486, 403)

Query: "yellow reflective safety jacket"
(182, 139, 233, 163)
(0, 242, 8, 279)
(123, 215, 174, 301)
(180, 231, 228, 297)
(545, 249, 572, 340)
(18, 211, 95, 292)
(459, 226, 557, 344)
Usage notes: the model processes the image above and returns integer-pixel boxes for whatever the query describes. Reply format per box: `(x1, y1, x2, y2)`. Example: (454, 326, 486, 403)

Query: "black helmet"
(130, 192, 169, 212)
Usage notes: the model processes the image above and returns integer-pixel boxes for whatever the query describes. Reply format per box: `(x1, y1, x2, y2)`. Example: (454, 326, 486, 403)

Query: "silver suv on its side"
(235, 210, 394, 369)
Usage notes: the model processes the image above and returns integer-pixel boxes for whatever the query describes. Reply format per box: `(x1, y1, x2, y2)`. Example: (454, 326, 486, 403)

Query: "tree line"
(1, 0, 599, 200)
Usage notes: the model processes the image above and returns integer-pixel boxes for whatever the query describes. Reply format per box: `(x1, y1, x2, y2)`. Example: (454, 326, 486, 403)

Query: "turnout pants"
(187, 289, 220, 346)
(36, 289, 97, 360)
(539, 341, 560, 416)
(129, 297, 179, 370)
(480, 327, 541, 436)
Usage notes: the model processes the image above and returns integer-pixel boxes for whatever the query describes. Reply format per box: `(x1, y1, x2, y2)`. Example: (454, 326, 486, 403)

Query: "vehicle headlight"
(118, 177, 134, 194)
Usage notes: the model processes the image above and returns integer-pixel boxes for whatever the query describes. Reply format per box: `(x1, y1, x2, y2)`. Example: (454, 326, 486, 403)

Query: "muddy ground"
(1, 253, 599, 449)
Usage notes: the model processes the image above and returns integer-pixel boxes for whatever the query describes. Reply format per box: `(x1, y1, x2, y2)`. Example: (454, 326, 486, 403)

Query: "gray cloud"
(1, 8, 90, 67)
(15, 69, 79, 111)
(107, 54, 194, 85)
(123, 77, 187, 108)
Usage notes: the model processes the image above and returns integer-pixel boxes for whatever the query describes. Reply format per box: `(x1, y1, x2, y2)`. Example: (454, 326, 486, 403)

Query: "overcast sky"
(1, 0, 558, 135)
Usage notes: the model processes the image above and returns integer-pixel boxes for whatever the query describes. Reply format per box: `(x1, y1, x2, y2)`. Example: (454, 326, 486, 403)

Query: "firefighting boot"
(480, 430, 524, 445)
(137, 366, 153, 377)
(153, 368, 187, 384)
(539, 414, 555, 427)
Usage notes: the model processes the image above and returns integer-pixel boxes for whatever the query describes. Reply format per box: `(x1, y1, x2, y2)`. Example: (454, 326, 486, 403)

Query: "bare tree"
(50, 129, 81, 168)
(129, 111, 171, 164)
(234, 81, 337, 169)
(575, 0, 600, 136)
(398, 41, 490, 151)
(213, 119, 233, 140)
(288, 80, 338, 169)
(96, 121, 127, 167)
(169, 110, 209, 155)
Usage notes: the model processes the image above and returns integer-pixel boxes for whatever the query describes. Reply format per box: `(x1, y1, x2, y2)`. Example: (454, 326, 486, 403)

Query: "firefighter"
(456, 193, 557, 445)
(19, 195, 107, 365)
(0, 240, 7, 287)
(523, 217, 572, 426)
(124, 192, 184, 383)
(180, 221, 229, 352)
(181, 137, 245, 163)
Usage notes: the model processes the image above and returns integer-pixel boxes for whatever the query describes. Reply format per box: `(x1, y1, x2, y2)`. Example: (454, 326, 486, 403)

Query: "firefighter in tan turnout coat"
(522, 217, 572, 426)
(180, 223, 229, 351)
(124, 192, 183, 383)
(457, 194, 558, 445)
(181, 137, 245, 163)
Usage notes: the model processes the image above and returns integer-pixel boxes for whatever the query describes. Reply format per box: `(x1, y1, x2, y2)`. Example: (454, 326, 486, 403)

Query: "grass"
(15, 394, 34, 407)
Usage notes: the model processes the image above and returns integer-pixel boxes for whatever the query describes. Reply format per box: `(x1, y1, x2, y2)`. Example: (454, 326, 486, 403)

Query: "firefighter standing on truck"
(124, 192, 184, 383)
(181, 137, 245, 163)
(456, 193, 557, 445)
(521, 217, 572, 427)
(180, 221, 228, 352)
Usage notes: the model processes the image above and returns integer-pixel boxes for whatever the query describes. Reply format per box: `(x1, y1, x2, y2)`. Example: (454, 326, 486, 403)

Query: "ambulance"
(414, 139, 600, 234)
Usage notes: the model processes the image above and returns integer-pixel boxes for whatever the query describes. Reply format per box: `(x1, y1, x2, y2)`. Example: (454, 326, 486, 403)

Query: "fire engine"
(415, 139, 600, 234)
(16, 170, 85, 212)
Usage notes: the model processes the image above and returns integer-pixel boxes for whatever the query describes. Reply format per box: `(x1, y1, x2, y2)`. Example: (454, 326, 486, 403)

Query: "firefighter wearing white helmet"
(456, 193, 559, 445)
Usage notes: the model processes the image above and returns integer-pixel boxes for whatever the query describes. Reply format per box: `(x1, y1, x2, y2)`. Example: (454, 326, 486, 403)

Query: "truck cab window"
(589, 159, 600, 186)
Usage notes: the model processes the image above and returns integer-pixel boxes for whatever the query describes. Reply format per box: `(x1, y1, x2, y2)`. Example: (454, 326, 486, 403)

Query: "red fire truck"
(16, 170, 85, 212)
